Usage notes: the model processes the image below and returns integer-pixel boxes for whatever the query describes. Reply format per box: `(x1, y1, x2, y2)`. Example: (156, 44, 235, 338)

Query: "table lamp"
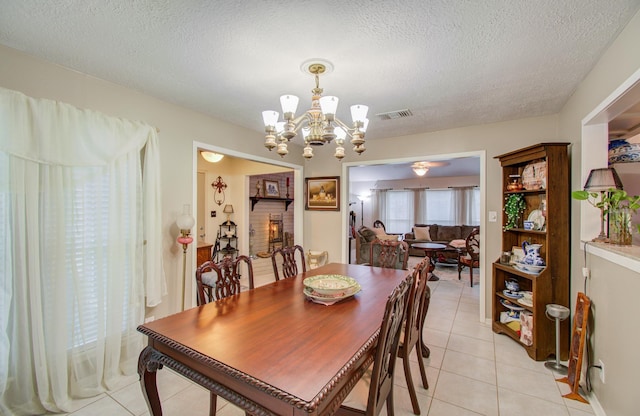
(583, 168, 623, 242)
(223, 204, 234, 225)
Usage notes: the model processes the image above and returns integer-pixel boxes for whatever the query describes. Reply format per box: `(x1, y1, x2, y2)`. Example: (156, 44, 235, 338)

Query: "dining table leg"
(138, 346, 164, 416)
(424, 250, 439, 281)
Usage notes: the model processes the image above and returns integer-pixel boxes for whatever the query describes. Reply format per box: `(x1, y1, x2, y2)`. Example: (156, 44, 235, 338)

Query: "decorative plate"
(521, 161, 547, 190)
(303, 274, 359, 296)
(517, 297, 533, 307)
(304, 284, 361, 306)
(503, 290, 523, 299)
(513, 263, 544, 275)
(500, 299, 525, 311)
(527, 209, 545, 230)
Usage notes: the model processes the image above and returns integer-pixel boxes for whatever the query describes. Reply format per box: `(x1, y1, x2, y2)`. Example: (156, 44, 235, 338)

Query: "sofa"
(403, 224, 479, 257)
(354, 225, 402, 265)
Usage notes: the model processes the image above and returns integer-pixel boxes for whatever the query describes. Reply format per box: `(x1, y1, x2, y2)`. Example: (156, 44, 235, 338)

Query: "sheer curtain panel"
(0, 88, 165, 414)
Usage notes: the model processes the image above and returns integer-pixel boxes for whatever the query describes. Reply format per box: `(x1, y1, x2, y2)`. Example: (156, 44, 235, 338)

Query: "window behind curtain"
(424, 188, 480, 225)
(384, 190, 414, 233)
(40, 167, 133, 349)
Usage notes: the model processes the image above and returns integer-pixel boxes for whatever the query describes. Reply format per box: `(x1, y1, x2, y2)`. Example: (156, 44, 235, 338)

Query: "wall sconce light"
(223, 204, 234, 225)
(201, 151, 224, 163)
(176, 204, 195, 310)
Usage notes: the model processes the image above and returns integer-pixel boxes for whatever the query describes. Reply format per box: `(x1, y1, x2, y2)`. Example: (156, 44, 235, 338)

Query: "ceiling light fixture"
(412, 162, 430, 176)
(201, 151, 224, 163)
(262, 59, 369, 160)
(411, 160, 451, 176)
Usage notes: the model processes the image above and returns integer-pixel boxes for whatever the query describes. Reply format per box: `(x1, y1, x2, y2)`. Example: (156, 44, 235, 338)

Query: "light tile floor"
(59, 262, 595, 416)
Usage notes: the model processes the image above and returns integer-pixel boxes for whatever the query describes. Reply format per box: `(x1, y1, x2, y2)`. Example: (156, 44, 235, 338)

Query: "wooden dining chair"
(336, 275, 413, 416)
(457, 228, 480, 286)
(369, 239, 409, 270)
(195, 255, 255, 306)
(194, 255, 254, 416)
(271, 245, 306, 281)
(398, 257, 431, 415)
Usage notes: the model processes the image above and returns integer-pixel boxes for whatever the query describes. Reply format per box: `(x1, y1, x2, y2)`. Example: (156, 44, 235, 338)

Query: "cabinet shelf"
(504, 228, 546, 235)
(504, 189, 547, 196)
(250, 197, 293, 211)
(494, 143, 570, 361)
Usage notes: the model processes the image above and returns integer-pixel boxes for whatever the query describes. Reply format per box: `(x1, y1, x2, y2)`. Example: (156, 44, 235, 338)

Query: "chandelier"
(262, 60, 369, 160)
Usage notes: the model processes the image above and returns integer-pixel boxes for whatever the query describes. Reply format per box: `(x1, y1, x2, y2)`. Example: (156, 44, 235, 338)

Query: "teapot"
(522, 241, 545, 266)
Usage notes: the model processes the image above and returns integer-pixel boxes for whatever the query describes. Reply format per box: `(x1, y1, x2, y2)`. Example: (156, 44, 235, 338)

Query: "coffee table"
(410, 242, 449, 281)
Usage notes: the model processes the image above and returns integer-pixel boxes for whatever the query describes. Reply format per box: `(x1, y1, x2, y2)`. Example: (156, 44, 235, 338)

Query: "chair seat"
(459, 257, 478, 267)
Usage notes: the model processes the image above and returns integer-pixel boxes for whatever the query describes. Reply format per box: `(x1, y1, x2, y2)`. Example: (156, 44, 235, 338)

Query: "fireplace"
(268, 213, 283, 252)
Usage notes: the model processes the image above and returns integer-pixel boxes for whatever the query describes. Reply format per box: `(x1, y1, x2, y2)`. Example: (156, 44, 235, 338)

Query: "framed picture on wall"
(264, 180, 280, 198)
(305, 176, 339, 211)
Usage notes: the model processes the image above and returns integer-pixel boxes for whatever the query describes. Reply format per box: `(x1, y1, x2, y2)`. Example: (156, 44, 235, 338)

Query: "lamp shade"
(201, 151, 224, 163)
(262, 110, 279, 128)
(223, 204, 234, 214)
(350, 105, 369, 123)
(176, 204, 195, 231)
(584, 168, 623, 192)
(413, 167, 428, 176)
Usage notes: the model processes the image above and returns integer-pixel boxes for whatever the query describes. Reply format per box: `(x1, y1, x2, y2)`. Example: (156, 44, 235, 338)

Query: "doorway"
(342, 150, 487, 322)
(188, 142, 303, 307)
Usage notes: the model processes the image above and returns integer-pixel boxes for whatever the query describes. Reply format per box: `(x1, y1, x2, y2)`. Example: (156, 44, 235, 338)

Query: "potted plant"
(504, 193, 526, 230)
(572, 188, 640, 245)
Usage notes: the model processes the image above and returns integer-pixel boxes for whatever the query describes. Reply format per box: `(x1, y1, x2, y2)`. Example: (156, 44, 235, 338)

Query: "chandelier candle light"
(263, 59, 369, 160)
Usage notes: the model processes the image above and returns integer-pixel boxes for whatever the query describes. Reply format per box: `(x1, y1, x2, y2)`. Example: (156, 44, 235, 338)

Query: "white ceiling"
(1, 0, 640, 144)
(349, 157, 480, 181)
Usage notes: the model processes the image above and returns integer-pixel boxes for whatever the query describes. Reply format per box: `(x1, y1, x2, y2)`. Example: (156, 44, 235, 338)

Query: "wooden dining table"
(137, 262, 410, 416)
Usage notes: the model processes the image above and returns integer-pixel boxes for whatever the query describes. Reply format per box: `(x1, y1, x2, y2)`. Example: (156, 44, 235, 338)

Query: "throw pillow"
(449, 239, 466, 248)
(372, 227, 387, 236)
(413, 226, 431, 241)
(358, 226, 378, 242)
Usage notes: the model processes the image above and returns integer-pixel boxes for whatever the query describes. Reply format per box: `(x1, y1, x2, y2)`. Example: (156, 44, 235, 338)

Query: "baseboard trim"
(586, 391, 606, 416)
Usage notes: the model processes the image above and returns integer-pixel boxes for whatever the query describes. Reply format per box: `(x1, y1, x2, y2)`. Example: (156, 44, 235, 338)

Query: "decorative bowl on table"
(303, 274, 359, 296)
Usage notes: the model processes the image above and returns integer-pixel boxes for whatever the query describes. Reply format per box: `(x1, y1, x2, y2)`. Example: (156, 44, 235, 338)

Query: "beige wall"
(2, 7, 640, 413)
(558, 9, 640, 416)
(0, 44, 304, 319)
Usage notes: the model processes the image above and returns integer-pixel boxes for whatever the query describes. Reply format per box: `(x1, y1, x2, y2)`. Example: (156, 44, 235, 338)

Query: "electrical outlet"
(211, 210, 216, 217)
(598, 359, 605, 383)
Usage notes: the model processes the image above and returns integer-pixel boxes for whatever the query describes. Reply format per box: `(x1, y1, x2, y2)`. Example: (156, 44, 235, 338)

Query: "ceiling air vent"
(376, 109, 413, 120)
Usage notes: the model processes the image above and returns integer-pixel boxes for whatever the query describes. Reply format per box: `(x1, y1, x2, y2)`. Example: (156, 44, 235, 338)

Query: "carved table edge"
(137, 326, 379, 415)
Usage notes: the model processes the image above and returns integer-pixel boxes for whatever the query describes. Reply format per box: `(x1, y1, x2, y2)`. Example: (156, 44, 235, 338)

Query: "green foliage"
(572, 188, 640, 234)
(504, 193, 526, 230)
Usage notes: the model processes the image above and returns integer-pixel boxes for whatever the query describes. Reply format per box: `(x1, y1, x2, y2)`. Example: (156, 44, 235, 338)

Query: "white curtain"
(452, 186, 479, 224)
(0, 88, 165, 414)
(414, 189, 428, 224)
(372, 189, 387, 226)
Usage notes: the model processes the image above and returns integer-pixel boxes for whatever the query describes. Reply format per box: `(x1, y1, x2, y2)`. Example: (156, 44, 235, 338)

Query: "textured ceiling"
(1, 0, 639, 142)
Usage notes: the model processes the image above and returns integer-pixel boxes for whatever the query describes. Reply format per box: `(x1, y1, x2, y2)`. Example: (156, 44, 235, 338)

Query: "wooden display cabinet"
(493, 143, 570, 361)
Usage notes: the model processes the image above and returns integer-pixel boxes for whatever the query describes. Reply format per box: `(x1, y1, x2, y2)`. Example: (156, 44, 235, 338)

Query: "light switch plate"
(489, 211, 497, 222)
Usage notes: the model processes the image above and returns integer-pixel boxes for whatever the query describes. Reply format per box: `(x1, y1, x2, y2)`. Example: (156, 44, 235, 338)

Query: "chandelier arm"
(332, 118, 355, 138)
